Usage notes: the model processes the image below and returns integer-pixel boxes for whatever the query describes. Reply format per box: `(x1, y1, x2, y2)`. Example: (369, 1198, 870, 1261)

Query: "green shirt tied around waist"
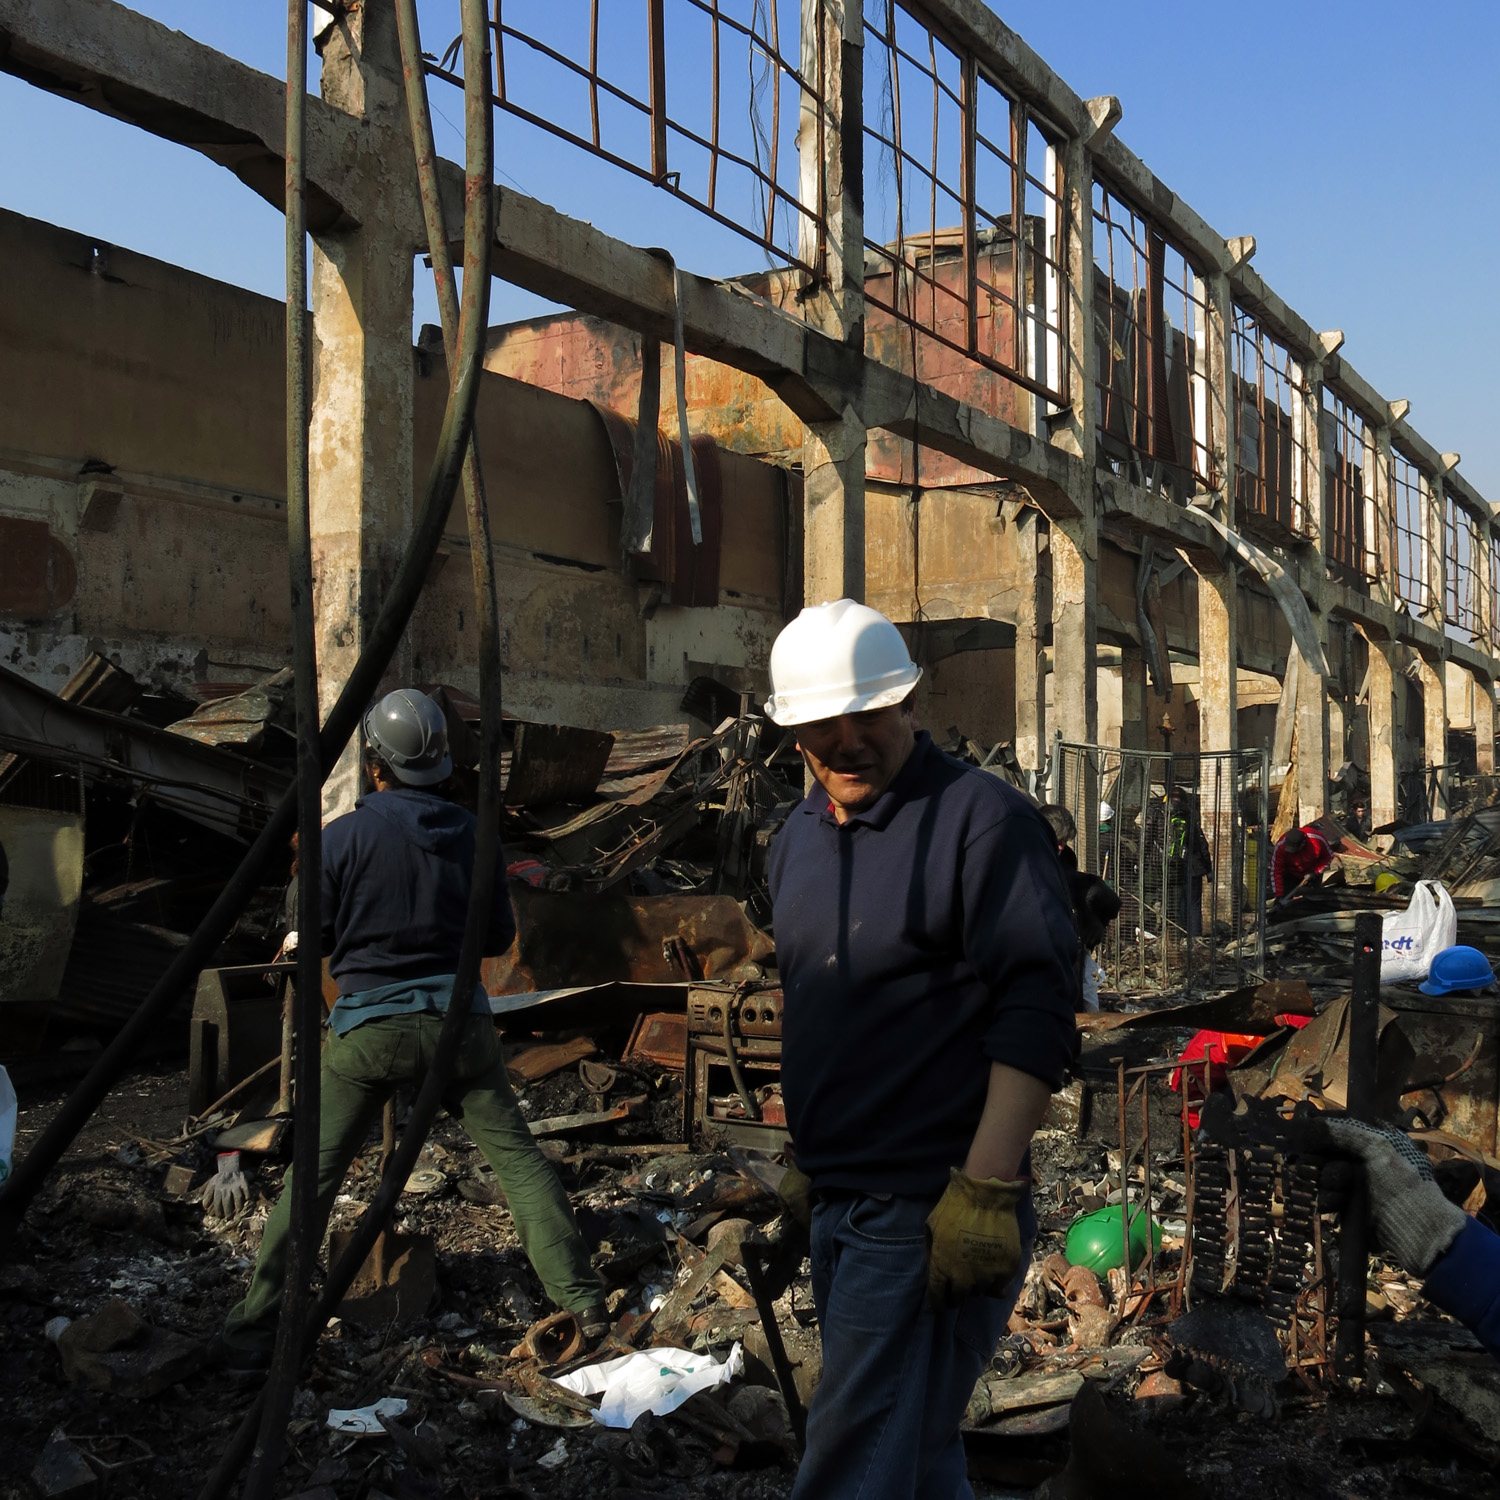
(327, 973, 491, 1036)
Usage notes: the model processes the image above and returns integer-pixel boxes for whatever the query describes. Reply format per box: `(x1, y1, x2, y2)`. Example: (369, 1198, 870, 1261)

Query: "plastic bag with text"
(1380, 880, 1457, 983)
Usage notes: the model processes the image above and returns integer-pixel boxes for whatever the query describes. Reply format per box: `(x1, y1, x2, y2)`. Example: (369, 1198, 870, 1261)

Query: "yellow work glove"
(776, 1162, 814, 1231)
(925, 1168, 1027, 1310)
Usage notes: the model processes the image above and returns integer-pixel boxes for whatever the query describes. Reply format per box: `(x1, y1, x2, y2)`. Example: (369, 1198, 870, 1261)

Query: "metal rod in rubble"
(241, 5, 323, 1494)
(1335, 910, 1382, 1378)
(205, 2, 500, 1494)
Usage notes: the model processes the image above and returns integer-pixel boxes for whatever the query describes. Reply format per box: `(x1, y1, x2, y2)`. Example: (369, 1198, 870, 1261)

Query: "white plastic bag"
(0, 1065, 15, 1183)
(553, 1343, 743, 1428)
(1380, 880, 1457, 983)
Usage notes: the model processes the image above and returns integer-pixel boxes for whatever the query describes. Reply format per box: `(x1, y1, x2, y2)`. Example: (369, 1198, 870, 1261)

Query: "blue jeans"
(791, 1188, 1036, 1500)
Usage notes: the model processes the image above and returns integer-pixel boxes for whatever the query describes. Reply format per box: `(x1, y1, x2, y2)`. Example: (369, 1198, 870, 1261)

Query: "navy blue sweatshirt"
(1424, 1217, 1500, 1360)
(320, 789, 516, 995)
(767, 732, 1080, 1196)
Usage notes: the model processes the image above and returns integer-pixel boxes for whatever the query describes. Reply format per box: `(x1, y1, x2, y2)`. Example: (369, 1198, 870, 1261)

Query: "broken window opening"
(1091, 181, 1213, 503)
(1321, 388, 1378, 584)
(1445, 489, 1486, 639)
(861, 1, 1069, 413)
(1231, 308, 1310, 543)
(1390, 447, 1432, 613)
(425, 1, 828, 276)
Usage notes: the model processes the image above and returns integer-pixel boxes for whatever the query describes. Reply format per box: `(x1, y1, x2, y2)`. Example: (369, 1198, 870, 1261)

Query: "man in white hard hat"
(764, 601, 1079, 1500)
(218, 689, 606, 1367)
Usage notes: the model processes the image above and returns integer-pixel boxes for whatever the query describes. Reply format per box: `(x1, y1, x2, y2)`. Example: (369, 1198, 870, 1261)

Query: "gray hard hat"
(362, 688, 452, 786)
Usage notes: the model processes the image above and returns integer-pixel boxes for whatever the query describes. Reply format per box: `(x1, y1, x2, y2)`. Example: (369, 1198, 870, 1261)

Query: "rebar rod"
(1335, 910, 1382, 1378)
(0, 0, 495, 1263)
(240, 4, 322, 1494)
(197, 3, 497, 1492)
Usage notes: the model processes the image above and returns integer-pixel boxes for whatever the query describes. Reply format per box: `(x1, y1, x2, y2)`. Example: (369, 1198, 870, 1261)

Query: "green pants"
(222, 1011, 602, 1354)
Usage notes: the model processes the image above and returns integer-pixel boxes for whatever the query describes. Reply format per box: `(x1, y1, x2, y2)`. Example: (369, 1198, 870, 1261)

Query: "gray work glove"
(1319, 1117, 1467, 1276)
(201, 1150, 251, 1220)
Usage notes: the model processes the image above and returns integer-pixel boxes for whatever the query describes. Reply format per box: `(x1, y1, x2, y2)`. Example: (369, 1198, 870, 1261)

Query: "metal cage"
(1054, 743, 1269, 998)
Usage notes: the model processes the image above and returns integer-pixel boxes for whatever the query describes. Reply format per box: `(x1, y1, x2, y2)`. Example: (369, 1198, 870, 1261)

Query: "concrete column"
(1417, 651, 1449, 819)
(799, 0, 865, 605)
(311, 0, 418, 817)
(1012, 508, 1045, 771)
(1043, 132, 1098, 746)
(1475, 672, 1498, 778)
(1197, 569, 1237, 755)
(1119, 645, 1148, 751)
(1370, 424, 1396, 612)
(1293, 640, 1330, 825)
(1425, 476, 1447, 629)
(1051, 517, 1097, 744)
(1291, 356, 1330, 824)
(1360, 629, 1398, 838)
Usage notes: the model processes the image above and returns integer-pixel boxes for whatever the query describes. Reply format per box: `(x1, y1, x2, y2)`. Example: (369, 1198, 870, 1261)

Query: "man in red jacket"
(1272, 825, 1333, 899)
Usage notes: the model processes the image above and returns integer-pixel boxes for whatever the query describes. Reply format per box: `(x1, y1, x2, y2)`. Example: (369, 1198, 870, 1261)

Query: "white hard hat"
(764, 599, 921, 727)
(1100, 801, 1115, 823)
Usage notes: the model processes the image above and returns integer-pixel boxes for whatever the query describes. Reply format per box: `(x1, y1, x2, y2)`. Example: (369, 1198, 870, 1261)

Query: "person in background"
(1272, 824, 1334, 900)
(1039, 804, 1121, 1013)
(217, 689, 605, 1369)
(1167, 785, 1212, 938)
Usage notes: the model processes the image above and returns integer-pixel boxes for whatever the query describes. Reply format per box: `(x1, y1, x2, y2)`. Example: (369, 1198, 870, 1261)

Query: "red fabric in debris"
(1171, 1016, 1312, 1126)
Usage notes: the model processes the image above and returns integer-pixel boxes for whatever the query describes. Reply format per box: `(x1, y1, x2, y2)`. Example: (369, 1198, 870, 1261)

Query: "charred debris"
(2, 661, 1500, 1499)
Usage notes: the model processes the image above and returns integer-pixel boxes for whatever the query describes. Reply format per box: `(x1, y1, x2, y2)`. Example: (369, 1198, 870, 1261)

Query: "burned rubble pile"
(8, 966, 1500, 1500)
(4, 664, 1500, 1499)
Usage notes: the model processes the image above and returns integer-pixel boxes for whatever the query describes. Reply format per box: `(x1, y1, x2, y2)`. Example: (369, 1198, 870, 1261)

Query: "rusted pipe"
(1335, 910, 1381, 1378)
(240, 1, 323, 1491)
(196, 0, 497, 1491)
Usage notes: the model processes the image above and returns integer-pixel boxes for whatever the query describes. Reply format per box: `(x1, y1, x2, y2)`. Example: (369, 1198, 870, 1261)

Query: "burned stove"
(682, 981, 789, 1153)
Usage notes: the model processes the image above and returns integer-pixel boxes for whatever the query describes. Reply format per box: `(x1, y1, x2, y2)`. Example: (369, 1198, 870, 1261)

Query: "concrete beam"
(0, 0, 367, 232)
(906, 0, 1090, 137)
(1094, 474, 1224, 569)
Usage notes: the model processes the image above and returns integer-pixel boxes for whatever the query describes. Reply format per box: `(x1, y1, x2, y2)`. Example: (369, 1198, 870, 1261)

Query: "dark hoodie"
(319, 788, 516, 995)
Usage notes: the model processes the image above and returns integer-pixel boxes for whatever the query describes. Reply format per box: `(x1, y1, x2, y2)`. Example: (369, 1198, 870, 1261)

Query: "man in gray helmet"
(219, 688, 605, 1367)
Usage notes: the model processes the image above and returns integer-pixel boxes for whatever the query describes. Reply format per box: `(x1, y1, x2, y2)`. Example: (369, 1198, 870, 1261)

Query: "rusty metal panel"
(1385, 993, 1499, 1157)
(504, 722, 614, 806)
(484, 886, 774, 993)
(624, 1011, 688, 1072)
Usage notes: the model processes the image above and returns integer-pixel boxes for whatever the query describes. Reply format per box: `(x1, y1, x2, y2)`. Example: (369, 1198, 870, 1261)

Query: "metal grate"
(1092, 181, 1212, 497)
(1231, 309, 1309, 539)
(1053, 744, 1269, 998)
(426, 1, 828, 276)
(1445, 491, 1486, 637)
(1322, 389, 1377, 582)
(861, 0, 1069, 408)
(1391, 447, 1431, 612)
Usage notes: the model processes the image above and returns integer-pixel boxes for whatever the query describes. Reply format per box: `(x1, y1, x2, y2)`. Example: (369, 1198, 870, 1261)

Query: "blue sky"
(1, 0, 1495, 499)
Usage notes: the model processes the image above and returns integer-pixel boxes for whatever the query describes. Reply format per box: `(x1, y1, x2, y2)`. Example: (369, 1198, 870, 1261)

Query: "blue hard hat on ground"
(1419, 945, 1497, 996)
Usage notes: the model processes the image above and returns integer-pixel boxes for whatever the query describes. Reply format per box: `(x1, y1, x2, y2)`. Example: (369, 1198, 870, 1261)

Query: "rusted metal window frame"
(861, 1, 1070, 408)
(1230, 305, 1311, 542)
(1445, 488, 1487, 638)
(1390, 446, 1432, 613)
(432, 1, 829, 277)
(1090, 176, 1213, 495)
(1321, 385, 1379, 583)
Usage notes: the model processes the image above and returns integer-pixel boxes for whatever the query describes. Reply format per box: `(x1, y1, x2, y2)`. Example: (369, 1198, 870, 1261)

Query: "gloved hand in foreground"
(202, 1150, 251, 1221)
(1316, 1117, 1467, 1276)
(775, 1159, 813, 1232)
(926, 1168, 1027, 1309)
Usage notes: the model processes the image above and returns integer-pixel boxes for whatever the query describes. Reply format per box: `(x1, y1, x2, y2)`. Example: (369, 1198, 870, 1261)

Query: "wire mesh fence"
(1053, 743, 1269, 998)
